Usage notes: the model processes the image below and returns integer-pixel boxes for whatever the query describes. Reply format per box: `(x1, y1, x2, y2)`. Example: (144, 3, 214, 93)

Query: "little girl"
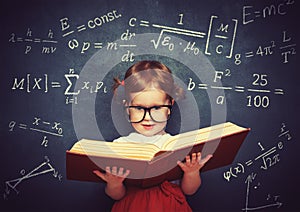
(93, 60, 212, 211)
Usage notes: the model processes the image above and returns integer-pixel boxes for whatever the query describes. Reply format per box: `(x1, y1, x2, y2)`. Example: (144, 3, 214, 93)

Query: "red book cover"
(66, 123, 250, 188)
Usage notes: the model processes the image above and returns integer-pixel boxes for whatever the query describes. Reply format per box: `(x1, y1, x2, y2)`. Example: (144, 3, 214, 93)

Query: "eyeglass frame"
(124, 105, 173, 123)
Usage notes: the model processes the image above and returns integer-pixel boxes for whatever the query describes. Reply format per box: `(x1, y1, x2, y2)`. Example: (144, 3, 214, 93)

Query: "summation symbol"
(243, 173, 282, 211)
(11, 68, 108, 105)
(3, 156, 62, 200)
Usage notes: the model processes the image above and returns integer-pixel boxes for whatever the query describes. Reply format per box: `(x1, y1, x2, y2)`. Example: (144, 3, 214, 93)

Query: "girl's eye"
(135, 106, 144, 110)
(152, 106, 162, 110)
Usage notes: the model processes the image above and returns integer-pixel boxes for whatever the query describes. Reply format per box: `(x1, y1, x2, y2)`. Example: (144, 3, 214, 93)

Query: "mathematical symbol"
(41, 136, 48, 147)
(8, 121, 17, 131)
(24, 38, 33, 42)
(214, 34, 228, 39)
(234, 163, 245, 174)
(264, 46, 273, 55)
(42, 39, 58, 44)
(274, 195, 280, 201)
(210, 86, 232, 90)
(280, 123, 286, 132)
(245, 51, 254, 58)
(119, 44, 137, 48)
(65, 96, 78, 105)
(235, 86, 245, 92)
(29, 127, 63, 137)
(33, 117, 41, 125)
(282, 30, 291, 42)
(94, 42, 103, 49)
(274, 88, 284, 95)
(51, 82, 61, 88)
(278, 130, 292, 141)
(247, 88, 271, 93)
(198, 84, 208, 89)
(52, 122, 63, 135)
(258, 142, 265, 151)
(18, 123, 27, 130)
(205, 15, 238, 58)
(279, 44, 296, 50)
(32, 78, 42, 90)
(278, 130, 289, 138)
(254, 11, 261, 17)
(277, 141, 284, 150)
(255, 146, 277, 170)
(34, 38, 41, 43)
(245, 160, 253, 166)
(139, 20, 150, 27)
(151, 24, 205, 49)
(245, 172, 256, 183)
(82, 81, 90, 90)
(255, 146, 276, 161)
(77, 25, 86, 32)
(64, 74, 80, 95)
(62, 30, 74, 37)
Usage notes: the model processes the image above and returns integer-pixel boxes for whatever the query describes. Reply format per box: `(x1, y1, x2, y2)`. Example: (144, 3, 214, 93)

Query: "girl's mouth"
(141, 124, 154, 130)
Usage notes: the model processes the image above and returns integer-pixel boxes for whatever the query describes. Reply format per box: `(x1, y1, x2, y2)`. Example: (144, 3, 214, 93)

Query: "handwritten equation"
(243, 0, 295, 25)
(60, 9, 122, 37)
(11, 69, 108, 105)
(223, 122, 292, 182)
(188, 71, 284, 107)
(3, 156, 62, 200)
(61, 13, 239, 62)
(8, 28, 58, 54)
(243, 30, 296, 64)
(144, 14, 238, 59)
(8, 116, 63, 147)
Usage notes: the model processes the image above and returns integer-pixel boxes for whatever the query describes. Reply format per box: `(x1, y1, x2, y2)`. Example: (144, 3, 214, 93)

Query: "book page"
(161, 122, 247, 150)
(70, 139, 161, 160)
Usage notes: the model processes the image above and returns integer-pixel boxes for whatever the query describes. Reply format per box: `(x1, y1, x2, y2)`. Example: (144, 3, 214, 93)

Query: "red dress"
(111, 181, 192, 212)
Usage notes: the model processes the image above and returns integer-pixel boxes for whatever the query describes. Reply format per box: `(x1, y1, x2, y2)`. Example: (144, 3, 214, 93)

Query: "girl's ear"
(123, 100, 130, 116)
(171, 99, 175, 105)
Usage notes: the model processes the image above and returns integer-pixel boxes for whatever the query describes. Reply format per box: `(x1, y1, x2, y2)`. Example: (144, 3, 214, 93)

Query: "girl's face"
(127, 89, 172, 137)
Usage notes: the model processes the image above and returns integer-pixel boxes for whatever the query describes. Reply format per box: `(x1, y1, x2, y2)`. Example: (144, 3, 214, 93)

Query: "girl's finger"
(123, 169, 131, 178)
(200, 154, 213, 165)
(111, 166, 117, 175)
(197, 152, 201, 163)
(191, 153, 197, 163)
(118, 167, 124, 176)
(185, 155, 191, 165)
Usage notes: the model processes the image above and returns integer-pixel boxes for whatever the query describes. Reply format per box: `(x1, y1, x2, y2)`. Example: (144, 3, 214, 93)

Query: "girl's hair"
(113, 60, 185, 102)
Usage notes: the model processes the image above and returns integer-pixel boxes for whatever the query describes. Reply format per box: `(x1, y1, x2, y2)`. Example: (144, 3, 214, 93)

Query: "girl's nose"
(143, 110, 152, 121)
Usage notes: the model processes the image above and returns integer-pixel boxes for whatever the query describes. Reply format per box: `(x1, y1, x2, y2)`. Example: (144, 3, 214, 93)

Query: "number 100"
(247, 95, 270, 108)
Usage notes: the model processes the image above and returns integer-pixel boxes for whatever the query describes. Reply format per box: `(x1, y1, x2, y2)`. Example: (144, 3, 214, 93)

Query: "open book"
(66, 122, 250, 187)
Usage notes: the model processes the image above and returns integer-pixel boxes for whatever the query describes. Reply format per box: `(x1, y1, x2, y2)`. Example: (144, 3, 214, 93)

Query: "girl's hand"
(177, 152, 212, 174)
(93, 166, 130, 186)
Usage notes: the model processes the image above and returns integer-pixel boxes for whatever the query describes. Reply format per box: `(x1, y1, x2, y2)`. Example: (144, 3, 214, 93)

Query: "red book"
(66, 122, 250, 188)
